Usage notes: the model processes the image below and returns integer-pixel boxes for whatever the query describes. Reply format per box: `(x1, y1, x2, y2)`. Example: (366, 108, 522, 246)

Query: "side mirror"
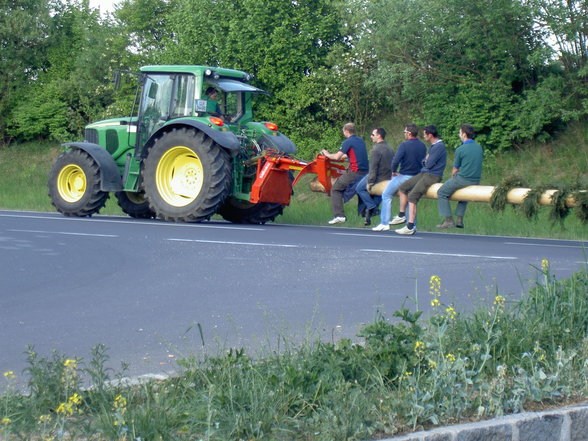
(113, 71, 121, 90)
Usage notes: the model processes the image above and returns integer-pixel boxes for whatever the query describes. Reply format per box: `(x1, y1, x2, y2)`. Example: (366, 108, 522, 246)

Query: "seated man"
(395, 125, 447, 235)
(436, 124, 483, 229)
(355, 128, 394, 225)
(321, 122, 369, 224)
(371, 124, 427, 232)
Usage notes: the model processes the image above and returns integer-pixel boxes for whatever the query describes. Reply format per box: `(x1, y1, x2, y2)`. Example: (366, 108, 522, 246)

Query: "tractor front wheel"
(48, 149, 109, 217)
(142, 128, 231, 222)
(115, 191, 156, 219)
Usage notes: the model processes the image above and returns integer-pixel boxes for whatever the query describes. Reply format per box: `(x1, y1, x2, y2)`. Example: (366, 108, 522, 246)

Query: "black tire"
(115, 191, 156, 219)
(218, 199, 284, 224)
(142, 128, 231, 222)
(48, 149, 109, 217)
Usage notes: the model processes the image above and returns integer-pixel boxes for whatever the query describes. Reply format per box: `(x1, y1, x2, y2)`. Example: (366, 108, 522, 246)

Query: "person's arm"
(320, 149, 347, 161)
(367, 149, 379, 185)
(451, 147, 462, 176)
(390, 144, 404, 176)
(424, 144, 443, 169)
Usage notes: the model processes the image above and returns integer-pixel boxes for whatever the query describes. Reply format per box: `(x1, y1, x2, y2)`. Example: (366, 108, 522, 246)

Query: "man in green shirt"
(436, 124, 483, 229)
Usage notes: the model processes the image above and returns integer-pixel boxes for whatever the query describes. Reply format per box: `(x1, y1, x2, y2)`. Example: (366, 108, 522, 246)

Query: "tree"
(0, 0, 52, 143)
(363, 0, 571, 151)
(6, 0, 130, 141)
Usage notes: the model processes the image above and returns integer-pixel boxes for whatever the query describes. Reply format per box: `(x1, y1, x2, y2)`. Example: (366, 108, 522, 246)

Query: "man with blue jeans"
(356, 128, 394, 226)
(395, 125, 447, 235)
(372, 124, 427, 232)
(437, 124, 483, 229)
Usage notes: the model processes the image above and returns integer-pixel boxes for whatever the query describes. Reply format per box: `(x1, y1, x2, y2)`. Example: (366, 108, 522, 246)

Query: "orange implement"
(249, 151, 346, 205)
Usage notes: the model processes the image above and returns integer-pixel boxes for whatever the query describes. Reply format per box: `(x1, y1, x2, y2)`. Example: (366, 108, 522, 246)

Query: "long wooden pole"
(310, 179, 581, 207)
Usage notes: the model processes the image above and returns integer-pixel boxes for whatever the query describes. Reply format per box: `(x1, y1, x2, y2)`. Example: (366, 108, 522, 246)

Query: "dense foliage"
(0, 0, 586, 156)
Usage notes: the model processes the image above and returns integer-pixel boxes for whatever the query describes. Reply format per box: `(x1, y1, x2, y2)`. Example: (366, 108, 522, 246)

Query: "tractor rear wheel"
(218, 199, 284, 224)
(48, 149, 109, 217)
(142, 128, 231, 222)
(115, 191, 156, 219)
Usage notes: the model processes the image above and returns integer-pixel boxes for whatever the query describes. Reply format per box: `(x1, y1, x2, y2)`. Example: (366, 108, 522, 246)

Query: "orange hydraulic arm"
(249, 150, 346, 205)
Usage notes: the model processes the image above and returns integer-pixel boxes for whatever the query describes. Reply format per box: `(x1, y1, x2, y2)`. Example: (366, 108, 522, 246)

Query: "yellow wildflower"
(63, 359, 77, 369)
(3, 371, 15, 379)
(541, 258, 549, 272)
(39, 414, 52, 423)
(56, 402, 74, 416)
(113, 394, 127, 409)
(429, 275, 441, 298)
(68, 393, 82, 405)
(428, 360, 437, 370)
(494, 295, 506, 306)
(431, 298, 441, 307)
(1, 417, 11, 425)
(445, 353, 456, 363)
(445, 306, 457, 320)
(414, 340, 426, 354)
(401, 371, 413, 380)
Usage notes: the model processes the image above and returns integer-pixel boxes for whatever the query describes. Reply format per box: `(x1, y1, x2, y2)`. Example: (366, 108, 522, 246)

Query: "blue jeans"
(437, 175, 479, 218)
(380, 174, 413, 225)
(355, 175, 382, 211)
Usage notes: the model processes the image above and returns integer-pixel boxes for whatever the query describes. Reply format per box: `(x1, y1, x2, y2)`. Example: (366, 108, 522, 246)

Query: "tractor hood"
(208, 78, 270, 95)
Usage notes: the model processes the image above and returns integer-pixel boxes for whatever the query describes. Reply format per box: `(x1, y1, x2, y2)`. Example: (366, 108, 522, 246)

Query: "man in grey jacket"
(356, 128, 395, 225)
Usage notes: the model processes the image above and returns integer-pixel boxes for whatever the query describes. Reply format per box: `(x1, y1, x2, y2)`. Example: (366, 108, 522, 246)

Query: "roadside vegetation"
(1, 263, 587, 440)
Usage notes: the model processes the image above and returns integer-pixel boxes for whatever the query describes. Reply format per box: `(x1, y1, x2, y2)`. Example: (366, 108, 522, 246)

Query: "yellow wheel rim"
(57, 164, 87, 203)
(156, 146, 204, 207)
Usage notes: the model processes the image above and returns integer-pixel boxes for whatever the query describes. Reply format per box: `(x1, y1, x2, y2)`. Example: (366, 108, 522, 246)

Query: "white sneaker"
(328, 216, 346, 225)
(395, 225, 416, 235)
(390, 215, 406, 225)
(372, 224, 390, 232)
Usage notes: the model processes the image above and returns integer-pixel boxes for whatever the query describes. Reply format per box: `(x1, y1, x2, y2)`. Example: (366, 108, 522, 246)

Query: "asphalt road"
(1, 210, 586, 386)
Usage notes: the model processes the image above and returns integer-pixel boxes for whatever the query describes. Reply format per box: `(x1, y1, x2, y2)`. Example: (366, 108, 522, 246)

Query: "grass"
(1, 121, 586, 240)
(1, 265, 587, 440)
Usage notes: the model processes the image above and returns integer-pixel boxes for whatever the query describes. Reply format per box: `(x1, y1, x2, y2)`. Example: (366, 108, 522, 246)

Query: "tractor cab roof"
(207, 78, 270, 95)
(139, 65, 269, 95)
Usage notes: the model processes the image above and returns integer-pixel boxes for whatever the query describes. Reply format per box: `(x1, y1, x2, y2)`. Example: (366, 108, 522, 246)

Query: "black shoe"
(364, 207, 379, 226)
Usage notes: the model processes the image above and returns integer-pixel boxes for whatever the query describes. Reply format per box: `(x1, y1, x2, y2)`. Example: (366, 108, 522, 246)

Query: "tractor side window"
(171, 75, 195, 118)
(138, 74, 173, 146)
(138, 73, 195, 148)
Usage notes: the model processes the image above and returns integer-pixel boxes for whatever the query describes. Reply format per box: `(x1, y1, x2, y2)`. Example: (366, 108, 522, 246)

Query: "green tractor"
(48, 65, 297, 224)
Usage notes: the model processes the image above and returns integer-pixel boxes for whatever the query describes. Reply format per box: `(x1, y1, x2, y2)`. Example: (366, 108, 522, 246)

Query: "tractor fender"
(152, 119, 241, 151)
(63, 142, 123, 191)
(257, 133, 297, 154)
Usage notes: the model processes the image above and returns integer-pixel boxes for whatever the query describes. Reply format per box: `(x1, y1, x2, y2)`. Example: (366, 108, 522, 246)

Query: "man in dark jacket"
(372, 124, 427, 232)
(356, 128, 395, 225)
(395, 125, 447, 235)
